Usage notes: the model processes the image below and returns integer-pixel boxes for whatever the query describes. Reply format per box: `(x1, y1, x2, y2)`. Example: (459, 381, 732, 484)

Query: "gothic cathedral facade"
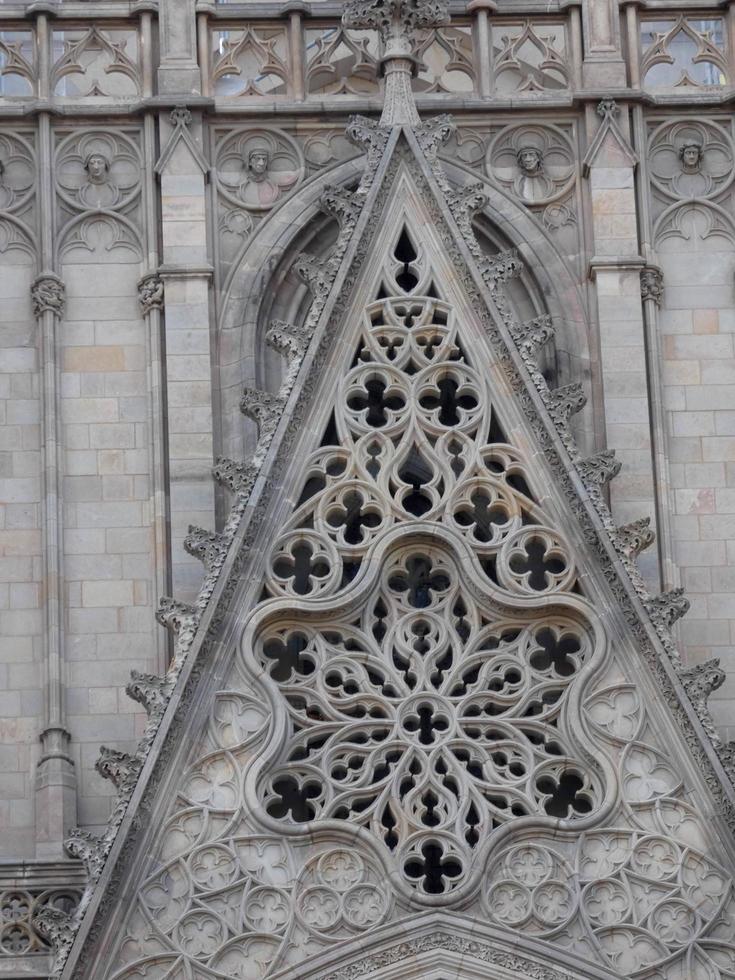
(2, 0, 735, 978)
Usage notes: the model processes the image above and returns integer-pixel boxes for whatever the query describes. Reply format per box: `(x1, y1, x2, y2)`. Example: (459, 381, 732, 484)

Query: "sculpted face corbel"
(84, 152, 111, 185)
(246, 148, 271, 181)
(678, 140, 703, 174)
(517, 146, 544, 176)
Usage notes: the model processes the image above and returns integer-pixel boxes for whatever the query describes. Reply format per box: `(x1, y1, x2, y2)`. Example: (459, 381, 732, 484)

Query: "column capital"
(31, 272, 65, 319)
(640, 266, 664, 307)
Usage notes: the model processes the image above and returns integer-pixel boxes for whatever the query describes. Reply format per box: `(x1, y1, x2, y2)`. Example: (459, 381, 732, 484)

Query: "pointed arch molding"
(215, 153, 591, 465)
(58, 127, 735, 980)
(274, 912, 622, 980)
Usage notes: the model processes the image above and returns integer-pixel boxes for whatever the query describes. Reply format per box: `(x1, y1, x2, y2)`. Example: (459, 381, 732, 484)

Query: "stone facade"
(1, 0, 735, 976)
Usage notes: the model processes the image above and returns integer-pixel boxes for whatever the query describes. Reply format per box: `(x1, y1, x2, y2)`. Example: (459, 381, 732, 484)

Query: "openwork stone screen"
(102, 213, 735, 979)
(4, 0, 735, 977)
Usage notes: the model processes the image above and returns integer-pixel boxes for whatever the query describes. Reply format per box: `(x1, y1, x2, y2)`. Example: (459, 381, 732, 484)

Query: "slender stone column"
(467, 0, 495, 98)
(621, 0, 642, 89)
(567, 1, 584, 89)
(640, 266, 678, 590)
(33, 110, 77, 858)
(580, 0, 627, 87)
(584, 100, 660, 587)
(155, 108, 215, 602)
(285, 2, 307, 101)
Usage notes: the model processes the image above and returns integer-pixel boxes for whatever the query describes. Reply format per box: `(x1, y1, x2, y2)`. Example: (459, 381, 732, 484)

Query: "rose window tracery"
(105, 212, 735, 979)
(244, 226, 602, 900)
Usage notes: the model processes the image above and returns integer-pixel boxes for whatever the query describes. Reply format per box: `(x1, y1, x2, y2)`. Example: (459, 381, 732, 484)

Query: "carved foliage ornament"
(342, 0, 450, 42)
(137, 273, 163, 315)
(31, 273, 65, 318)
(103, 219, 735, 980)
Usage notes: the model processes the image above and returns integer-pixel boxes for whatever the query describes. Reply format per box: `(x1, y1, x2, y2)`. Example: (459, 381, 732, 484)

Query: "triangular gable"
(154, 105, 211, 178)
(582, 99, 639, 177)
(48, 122, 735, 980)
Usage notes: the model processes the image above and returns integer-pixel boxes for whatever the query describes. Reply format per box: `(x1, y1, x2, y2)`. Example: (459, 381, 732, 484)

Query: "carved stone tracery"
(96, 211, 735, 980)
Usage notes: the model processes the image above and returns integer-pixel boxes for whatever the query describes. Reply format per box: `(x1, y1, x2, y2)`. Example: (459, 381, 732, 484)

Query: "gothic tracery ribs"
(107, 216, 735, 980)
(253, 227, 600, 897)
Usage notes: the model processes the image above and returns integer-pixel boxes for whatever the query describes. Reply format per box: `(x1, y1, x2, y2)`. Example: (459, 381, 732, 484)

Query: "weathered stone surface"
(2, 2, 735, 979)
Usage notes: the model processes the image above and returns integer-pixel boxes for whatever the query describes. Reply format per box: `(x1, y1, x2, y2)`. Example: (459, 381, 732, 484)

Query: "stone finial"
(31, 273, 65, 319)
(679, 659, 726, 745)
(679, 659, 726, 710)
(415, 114, 455, 161)
(170, 104, 192, 128)
(343, 0, 449, 40)
(578, 450, 622, 489)
(137, 273, 164, 315)
(126, 670, 173, 718)
(212, 456, 258, 496)
(640, 267, 663, 307)
(343, 0, 449, 127)
(616, 517, 656, 557)
(447, 181, 488, 242)
(596, 98, 619, 119)
(448, 182, 488, 219)
(645, 587, 690, 630)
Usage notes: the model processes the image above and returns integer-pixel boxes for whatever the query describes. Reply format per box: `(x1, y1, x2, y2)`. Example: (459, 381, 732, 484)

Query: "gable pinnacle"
(343, 0, 449, 127)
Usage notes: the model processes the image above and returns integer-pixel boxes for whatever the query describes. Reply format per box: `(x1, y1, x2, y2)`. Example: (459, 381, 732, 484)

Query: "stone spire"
(343, 0, 449, 126)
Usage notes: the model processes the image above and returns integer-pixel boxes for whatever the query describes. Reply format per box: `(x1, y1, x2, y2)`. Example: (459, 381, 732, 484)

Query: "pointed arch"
(216, 152, 592, 467)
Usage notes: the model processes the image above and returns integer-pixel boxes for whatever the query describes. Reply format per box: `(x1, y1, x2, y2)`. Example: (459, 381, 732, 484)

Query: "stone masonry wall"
(0, 1, 735, 956)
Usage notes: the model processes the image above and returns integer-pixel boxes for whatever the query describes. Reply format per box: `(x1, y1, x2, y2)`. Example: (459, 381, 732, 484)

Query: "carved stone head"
(247, 149, 270, 180)
(516, 146, 544, 175)
(84, 152, 111, 184)
(679, 140, 703, 174)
